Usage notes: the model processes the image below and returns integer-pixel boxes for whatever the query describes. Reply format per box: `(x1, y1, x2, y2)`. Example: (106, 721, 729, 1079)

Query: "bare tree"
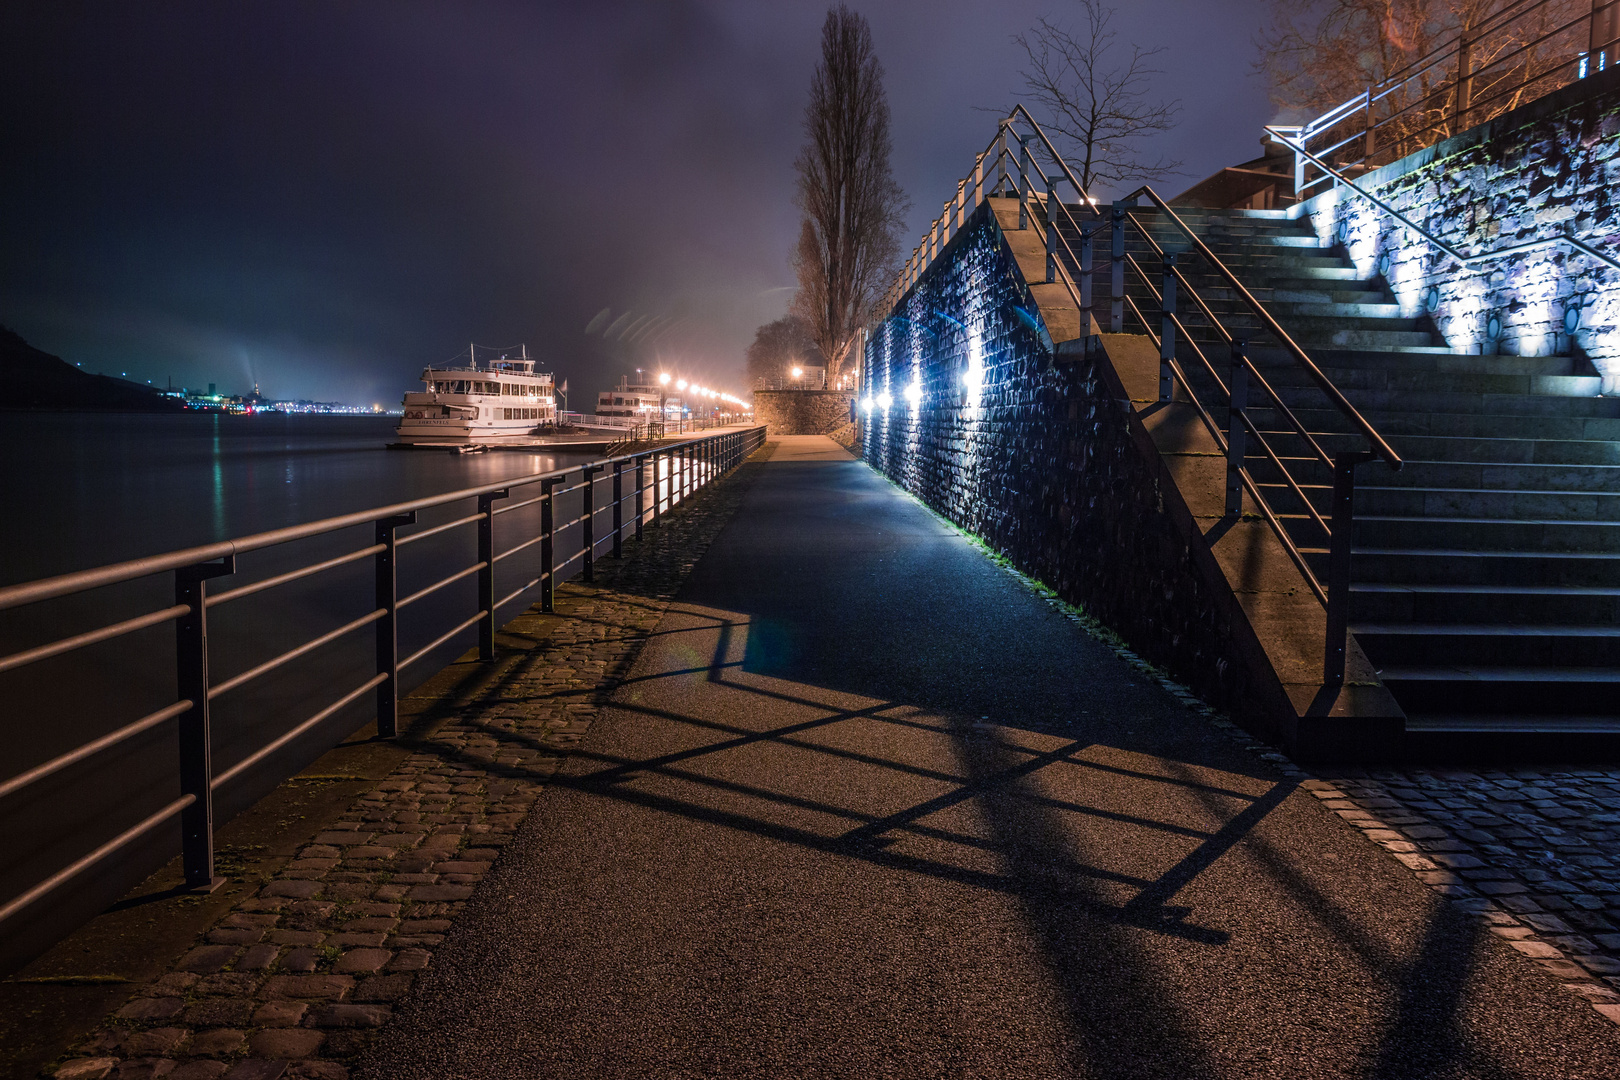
(1257, 0, 1584, 160)
(792, 5, 908, 386)
(746, 315, 823, 386)
(1013, 1, 1182, 196)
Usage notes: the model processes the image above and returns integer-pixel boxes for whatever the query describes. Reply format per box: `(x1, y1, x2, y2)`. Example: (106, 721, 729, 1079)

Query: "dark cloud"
(0, 0, 1271, 406)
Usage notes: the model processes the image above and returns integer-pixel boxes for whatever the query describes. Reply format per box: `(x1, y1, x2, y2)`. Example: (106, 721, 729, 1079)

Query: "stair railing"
(875, 106, 1403, 688)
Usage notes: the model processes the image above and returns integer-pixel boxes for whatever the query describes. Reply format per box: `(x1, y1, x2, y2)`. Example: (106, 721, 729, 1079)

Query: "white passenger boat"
(395, 345, 557, 445)
(595, 374, 679, 420)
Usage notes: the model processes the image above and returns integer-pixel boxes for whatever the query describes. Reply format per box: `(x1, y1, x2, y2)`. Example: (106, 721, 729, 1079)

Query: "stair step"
(1405, 713, 1620, 733)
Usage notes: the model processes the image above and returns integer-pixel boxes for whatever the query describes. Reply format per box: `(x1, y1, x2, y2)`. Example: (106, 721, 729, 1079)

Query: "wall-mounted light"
(1486, 312, 1504, 341)
(1335, 218, 1350, 245)
(903, 381, 922, 406)
(877, 391, 893, 410)
(1423, 284, 1441, 313)
(861, 397, 873, 414)
(1377, 252, 1392, 278)
(1564, 298, 1584, 333)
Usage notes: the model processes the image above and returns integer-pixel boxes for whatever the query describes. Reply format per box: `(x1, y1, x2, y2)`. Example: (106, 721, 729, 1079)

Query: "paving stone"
(180, 998, 256, 1026)
(223, 1060, 289, 1079)
(307, 1003, 391, 1028)
(55, 1060, 119, 1080)
(177, 946, 240, 974)
(117, 998, 186, 1021)
(261, 975, 354, 1001)
(120, 1027, 189, 1055)
(169, 1063, 229, 1080)
(247, 1028, 325, 1058)
(333, 949, 392, 974)
(252, 1001, 309, 1028)
(186, 1028, 247, 1056)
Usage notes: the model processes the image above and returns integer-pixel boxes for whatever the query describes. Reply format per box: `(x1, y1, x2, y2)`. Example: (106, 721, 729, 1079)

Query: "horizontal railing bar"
(0, 793, 195, 926)
(396, 511, 484, 547)
(212, 672, 388, 791)
(554, 548, 586, 574)
(397, 609, 487, 673)
(493, 574, 546, 614)
(0, 699, 192, 803)
(492, 530, 547, 565)
(492, 491, 549, 516)
(0, 428, 761, 614)
(208, 608, 386, 701)
(397, 561, 485, 610)
(207, 544, 383, 607)
(0, 604, 191, 677)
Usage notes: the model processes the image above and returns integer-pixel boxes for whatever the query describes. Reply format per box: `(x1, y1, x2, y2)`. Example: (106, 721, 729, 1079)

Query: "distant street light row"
(657, 371, 748, 406)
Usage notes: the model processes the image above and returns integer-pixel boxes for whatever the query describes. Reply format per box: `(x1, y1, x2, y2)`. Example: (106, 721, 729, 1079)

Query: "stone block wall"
(861, 204, 1285, 724)
(1301, 64, 1620, 384)
(754, 389, 856, 435)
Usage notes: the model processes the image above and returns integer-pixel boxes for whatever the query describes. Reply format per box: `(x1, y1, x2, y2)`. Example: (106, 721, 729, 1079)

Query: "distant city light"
(677, 378, 688, 390)
(659, 372, 671, 385)
(791, 366, 803, 378)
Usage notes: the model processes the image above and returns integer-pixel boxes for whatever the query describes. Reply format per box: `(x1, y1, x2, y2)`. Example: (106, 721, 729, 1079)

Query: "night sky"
(1, 1, 1272, 407)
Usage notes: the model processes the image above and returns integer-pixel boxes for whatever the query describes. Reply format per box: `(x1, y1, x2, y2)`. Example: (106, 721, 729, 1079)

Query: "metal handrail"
(0, 424, 766, 927)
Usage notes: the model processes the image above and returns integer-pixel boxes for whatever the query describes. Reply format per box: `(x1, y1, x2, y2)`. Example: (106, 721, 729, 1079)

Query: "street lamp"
(657, 372, 671, 434)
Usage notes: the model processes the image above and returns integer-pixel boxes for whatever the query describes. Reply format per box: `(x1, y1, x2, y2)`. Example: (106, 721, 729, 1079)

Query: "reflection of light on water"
(212, 415, 225, 539)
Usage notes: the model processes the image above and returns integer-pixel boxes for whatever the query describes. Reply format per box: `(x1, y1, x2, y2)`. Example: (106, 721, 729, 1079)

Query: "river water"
(0, 412, 611, 969)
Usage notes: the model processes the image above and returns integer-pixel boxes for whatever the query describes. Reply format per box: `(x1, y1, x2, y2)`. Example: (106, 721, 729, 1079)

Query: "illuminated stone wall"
(1302, 65, 1620, 385)
(860, 204, 1280, 721)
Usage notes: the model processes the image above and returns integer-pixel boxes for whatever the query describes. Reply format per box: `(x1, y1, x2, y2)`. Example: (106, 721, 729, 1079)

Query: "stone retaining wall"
(1299, 64, 1620, 385)
(753, 389, 856, 435)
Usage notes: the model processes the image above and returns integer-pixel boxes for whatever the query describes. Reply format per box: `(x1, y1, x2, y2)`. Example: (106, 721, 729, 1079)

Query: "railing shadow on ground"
(398, 586, 1528, 1077)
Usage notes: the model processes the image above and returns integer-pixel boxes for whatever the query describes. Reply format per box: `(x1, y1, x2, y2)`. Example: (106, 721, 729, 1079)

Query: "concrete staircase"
(1058, 203, 1620, 744)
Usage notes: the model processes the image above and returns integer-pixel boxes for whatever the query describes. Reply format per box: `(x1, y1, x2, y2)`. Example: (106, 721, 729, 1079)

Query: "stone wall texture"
(754, 389, 856, 435)
(1302, 65, 1620, 385)
(861, 205, 1285, 724)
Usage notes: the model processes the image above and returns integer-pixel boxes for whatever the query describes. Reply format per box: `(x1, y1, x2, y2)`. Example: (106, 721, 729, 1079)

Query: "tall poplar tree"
(791, 5, 907, 387)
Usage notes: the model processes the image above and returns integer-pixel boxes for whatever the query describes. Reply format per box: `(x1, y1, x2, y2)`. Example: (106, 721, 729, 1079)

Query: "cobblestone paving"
(46, 452, 766, 1080)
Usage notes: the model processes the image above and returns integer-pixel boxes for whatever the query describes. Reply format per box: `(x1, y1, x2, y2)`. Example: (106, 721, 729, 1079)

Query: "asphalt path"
(362, 436, 1620, 1079)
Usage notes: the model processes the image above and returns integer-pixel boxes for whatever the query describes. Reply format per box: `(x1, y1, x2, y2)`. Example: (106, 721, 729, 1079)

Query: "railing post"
(477, 489, 508, 660)
(996, 125, 1008, 194)
(956, 179, 966, 228)
(1160, 251, 1178, 402)
(612, 460, 623, 558)
(653, 453, 664, 526)
(175, 555, 235, 892)
(1362, 86, 1375, 163)
(973, 151, 985, 207)
(635, 455, 646, 540)
(1225, 340, 1249, 518)
(1453, 34, 1473, 130)
(374, 511, 417, 738)
(581, 465, 597, 584)
(539, 478, 556, 612)
(1018, 135, 1030, 229)
(1110, 200, 1127, 333)
(1044, 172, 1057, 283)
(1080, 220, 1095, 332)
(1324, 452, 1368, 688)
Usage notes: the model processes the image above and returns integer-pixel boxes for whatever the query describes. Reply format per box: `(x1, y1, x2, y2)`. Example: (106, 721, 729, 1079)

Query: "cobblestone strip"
(48, 452, 767, 1080)
(1298, 767, 1620, 1024)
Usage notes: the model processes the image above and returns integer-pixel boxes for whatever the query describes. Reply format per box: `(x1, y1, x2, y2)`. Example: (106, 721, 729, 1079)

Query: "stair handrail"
(1121, 185, 1404, 471)
(1265, 125, 1620, 275)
